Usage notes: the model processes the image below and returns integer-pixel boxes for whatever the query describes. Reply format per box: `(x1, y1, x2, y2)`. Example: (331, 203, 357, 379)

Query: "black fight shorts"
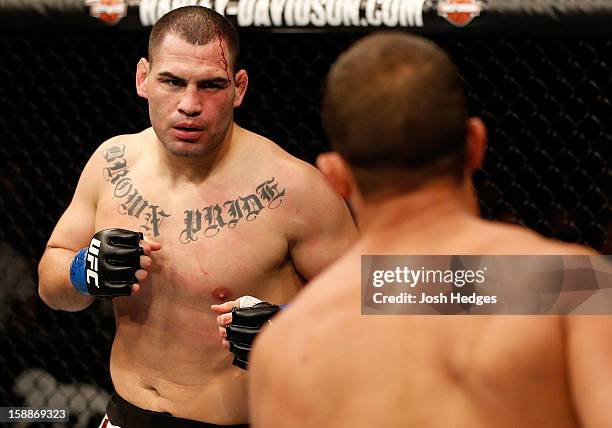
(98, 393, 249, 428)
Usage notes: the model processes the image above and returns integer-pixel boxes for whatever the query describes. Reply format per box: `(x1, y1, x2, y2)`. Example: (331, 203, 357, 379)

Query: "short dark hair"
(148, 6, 240, 70)
(322, 32, 469, 196)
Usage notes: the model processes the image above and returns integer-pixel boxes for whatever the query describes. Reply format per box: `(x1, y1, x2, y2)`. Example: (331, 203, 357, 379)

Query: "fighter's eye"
(200, 82, 225, 89)
(164, 79, 183, 87)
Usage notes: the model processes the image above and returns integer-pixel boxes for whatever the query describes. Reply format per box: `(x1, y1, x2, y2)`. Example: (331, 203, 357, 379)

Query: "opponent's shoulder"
(299, 251, 360, 305)
(481, 220, 597, 255)
(252, 254, 359, 403)
(254, 253, 358, 357)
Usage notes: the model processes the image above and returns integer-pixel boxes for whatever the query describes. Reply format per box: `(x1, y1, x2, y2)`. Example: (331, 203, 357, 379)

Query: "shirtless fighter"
(37, 6, 355, 427)
(249, 33, 612, 427)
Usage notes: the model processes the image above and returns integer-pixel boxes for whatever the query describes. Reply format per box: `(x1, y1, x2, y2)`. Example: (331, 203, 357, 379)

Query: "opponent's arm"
(567, 316, 612, 427)
(287, 165, 357, 280)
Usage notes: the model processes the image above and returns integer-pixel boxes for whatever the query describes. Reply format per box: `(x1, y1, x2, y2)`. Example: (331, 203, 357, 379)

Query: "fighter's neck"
(152, 124, 240, 183)
(357, 181, 477, 238)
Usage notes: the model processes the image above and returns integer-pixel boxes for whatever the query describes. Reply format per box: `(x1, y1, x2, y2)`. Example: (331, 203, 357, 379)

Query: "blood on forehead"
(214, 24, 231, 83)
(154, 33, 232, 79)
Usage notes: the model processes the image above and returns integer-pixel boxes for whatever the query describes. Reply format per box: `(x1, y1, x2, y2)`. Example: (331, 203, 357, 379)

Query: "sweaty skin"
(250, 184, 610, 428)
(38, 34, 356, 425)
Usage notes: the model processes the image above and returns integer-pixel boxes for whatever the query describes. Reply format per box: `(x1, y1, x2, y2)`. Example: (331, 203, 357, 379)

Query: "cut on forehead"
(148, 6, 239, 70)
(153, 34, 231, 72)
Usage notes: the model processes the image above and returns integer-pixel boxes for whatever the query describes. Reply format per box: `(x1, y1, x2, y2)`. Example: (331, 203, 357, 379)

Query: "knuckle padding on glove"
(231, 304, 281, 326)
(226, 325, 260, 346)
(232, 357, 248, 370)
(226, 302, 280, 370)
(229, 342, 250, 360)
(91, 228, 143, 296)
(105, 247, 141, 262)
(109, 230, 142, 246)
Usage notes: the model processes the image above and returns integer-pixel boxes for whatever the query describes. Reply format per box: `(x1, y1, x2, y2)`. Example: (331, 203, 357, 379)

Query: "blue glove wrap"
(70, 248, 90, 295)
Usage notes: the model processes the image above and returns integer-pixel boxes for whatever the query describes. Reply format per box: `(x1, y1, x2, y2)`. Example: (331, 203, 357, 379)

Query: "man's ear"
(316, 152, 355, 200)
(463, 117, 487, 216)
(233, 69, 249, 108)
(317, 152, 366, 224)
(136, 58, 150, 99)
(465, 117, 487, 172)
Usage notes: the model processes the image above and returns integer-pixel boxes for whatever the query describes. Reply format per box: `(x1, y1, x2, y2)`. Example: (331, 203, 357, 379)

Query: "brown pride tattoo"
(102, 145, 171, 237)
(101, 145, 286, 242)
(180, 177, 286, 243)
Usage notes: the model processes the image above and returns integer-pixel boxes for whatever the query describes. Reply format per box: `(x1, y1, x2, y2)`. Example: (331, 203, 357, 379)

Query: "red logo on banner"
(437, 0, 482, 27)
(87, 0, 128, 25)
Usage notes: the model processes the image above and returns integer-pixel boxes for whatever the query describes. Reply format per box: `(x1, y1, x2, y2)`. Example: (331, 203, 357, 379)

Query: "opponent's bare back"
(252, 199, 603, 427)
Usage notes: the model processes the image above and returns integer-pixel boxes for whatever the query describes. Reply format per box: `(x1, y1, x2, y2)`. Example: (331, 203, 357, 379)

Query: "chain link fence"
(0, 29, 610, 426)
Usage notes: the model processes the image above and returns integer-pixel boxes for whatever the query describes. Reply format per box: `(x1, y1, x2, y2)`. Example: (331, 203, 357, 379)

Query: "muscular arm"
(38, 148, 102, 311)
(567, 316, 612, 427)
(288, 165, 357, 280)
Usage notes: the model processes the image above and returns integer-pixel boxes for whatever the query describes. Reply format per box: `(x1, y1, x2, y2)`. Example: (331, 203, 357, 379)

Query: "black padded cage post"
(0, 1, 610, 426)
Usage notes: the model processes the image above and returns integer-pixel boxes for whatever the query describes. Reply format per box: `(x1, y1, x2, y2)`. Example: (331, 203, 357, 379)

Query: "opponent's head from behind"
(319, 32, 486, 209)
(136, 6, 247, 158)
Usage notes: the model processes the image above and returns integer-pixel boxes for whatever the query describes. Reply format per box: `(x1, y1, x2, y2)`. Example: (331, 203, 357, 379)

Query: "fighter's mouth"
(174, 126, 203, 131)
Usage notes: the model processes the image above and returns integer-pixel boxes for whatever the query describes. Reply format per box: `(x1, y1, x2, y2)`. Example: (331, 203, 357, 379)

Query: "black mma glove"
(70, 228, 144, 298)
(226, 301, 281, 370)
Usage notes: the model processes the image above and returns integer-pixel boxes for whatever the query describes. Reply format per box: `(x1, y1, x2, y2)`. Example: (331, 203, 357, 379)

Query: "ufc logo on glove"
(86, 238, 101, 288)
(70, 229, 143, 298)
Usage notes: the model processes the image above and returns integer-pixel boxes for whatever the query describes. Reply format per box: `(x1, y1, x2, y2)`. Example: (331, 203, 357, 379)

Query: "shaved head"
(148, 6, 240, 71)
(323, 32, 469, 196)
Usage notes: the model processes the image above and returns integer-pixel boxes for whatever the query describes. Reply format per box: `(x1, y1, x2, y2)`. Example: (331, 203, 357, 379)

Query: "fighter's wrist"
(69, 247, 90, 296)
(238, 295, 287, 310)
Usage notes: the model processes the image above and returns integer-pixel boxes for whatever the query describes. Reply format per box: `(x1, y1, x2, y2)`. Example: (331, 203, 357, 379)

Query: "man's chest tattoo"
(180, 178, 286, 243)
(102, 145, 170, 237)
(101, 145, 286, 243)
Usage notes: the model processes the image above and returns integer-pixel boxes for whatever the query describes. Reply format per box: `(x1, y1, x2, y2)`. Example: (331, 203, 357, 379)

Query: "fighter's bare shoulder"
(240, 127, 349, 216)
(240, 128, 323, 181)
(476, 219, 598, 255)
(72, 129, 150, 194)
(96, 128, 152, 159)
(82, 129, 148, 172)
